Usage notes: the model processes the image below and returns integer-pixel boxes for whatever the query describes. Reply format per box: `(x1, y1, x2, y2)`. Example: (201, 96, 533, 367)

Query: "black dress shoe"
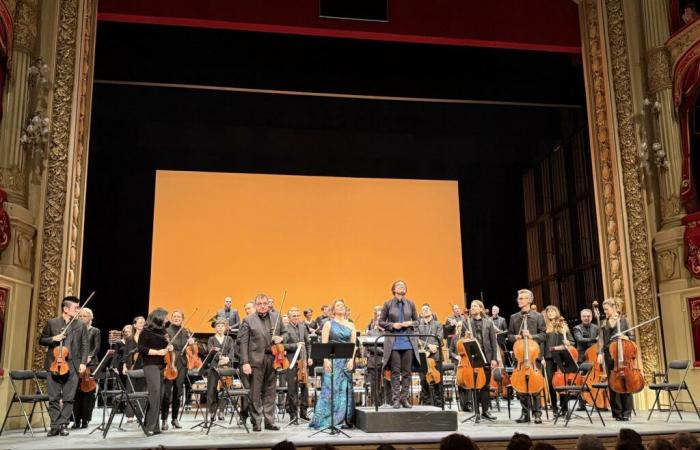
(161, 419, 168, 431)
(252, 424, 262, 432)
(171, 419, 182, 429)
(47, 428, 60, 437)
(515, 414, 530, 423)
(481, 412, 496, 420)
(71, 421, 81, 429)
(533, 414, 542, 424)
(81, 421, 89, 429)
(299, 414, 310, 421)
(265, 424, 280, 430)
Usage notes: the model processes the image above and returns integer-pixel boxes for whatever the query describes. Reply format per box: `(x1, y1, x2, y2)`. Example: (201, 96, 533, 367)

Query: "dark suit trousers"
(48, 372, 79, 428)
(285, 368, 308, 415)
(73, 387, 97, 423)
(249, 354, 277, 426)
(143, 365, 164, 432)
(390, 349, 413, 403)
(240, 371, 251, 419)
(367, 367, 391, 406)
(161, 360, 187, 420)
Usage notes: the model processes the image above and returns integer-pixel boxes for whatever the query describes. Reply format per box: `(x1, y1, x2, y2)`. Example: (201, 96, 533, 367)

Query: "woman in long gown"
(310, 299, 356, 429)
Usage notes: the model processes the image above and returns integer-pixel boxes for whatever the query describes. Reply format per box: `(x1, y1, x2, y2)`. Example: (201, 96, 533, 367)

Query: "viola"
(419, 337, 441, 384)
(552, 318, 579, 388)
(79, 367, 97, 392)
(185, 341, 203, 370)
(455, 320, 487, 389)
(608, 314, 645, 394)
(510, 313, 545, 395)
(298, 341, 309, 385)
(50, 342, 70, 376)
(164, 345, 178, 381)
(272, 343, 290, 371)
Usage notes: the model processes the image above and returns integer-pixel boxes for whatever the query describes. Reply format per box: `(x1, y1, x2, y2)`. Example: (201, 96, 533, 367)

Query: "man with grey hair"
(507, 289, 545, 423)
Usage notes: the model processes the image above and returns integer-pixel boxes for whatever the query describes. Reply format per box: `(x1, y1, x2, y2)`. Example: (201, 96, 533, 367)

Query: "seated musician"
(417, 304, 444, 407)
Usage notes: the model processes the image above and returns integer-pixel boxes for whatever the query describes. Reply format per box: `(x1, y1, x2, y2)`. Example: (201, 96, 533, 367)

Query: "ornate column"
(579, 0, 663, 407)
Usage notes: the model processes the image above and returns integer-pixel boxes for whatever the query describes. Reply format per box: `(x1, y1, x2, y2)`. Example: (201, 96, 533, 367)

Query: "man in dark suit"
(238, 293, 284, 431)
(379, 280, 420, 408)
(491, 305, 508, 348)
(507, 289, 546, 424)
(39, 296, 89, 436)
(217, 297, 241, 331)
(282, 306, 313, 421)
(462, 300, 499, 420)
(573, 308, 598, 362)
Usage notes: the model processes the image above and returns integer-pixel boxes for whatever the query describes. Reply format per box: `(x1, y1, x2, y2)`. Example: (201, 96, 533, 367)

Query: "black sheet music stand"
(88, 350, 117, 434)
(191, 350, 221, 431)
(461, 340, 487, 424)
(308, 342, 355, 438)
(551, 349, 579, 418)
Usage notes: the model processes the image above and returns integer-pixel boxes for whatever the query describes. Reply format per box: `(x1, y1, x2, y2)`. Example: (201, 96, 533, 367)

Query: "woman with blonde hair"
(543, 305, 574, 416)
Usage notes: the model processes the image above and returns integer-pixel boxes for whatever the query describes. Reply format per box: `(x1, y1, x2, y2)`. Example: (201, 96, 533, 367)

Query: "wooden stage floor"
(1, 402, 699, 450)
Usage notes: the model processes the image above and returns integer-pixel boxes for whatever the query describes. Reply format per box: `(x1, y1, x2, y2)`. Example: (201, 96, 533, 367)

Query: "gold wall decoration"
(32, 0, 79, 371)
(605, 0, 662, 380)
(12, 0, 38, 53)
(581, 0, 625, 299)
(646, 45, 672, 95)
(0, 167, 26, 193)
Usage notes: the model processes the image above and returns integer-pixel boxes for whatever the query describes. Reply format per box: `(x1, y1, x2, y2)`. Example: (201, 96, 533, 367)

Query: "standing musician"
(39, 296, 89, 437)
(443, 304, 464, 340)
(72, 307, 101, 429)
(138, 308, 172, 436)
(217, 297, 241, 331)
(461, 300, 498, 420)
(160, 310, 193, 430)
(238, 293, 284, 431)
(417, 304, 444, 407)
(303, 308, 316, 335)
(314, 305, 331, 335)
(282, 306, 313, 421)
(597, 297, 635, 421)
(507, 289, 546, 424)
(573, 309, 598, 362)
(380, 280, 420, 409)
(206, 319, 236, 421)
(542, 305, 574, 416)
(367, 305, 383, 333)
(491, 305, 508, 348)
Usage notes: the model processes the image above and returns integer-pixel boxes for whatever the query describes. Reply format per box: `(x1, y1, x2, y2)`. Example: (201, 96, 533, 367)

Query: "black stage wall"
(81, 22, 586, 336)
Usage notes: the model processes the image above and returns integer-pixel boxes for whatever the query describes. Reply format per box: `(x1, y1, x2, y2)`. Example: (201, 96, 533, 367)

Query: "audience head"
(647, 439, 675, 450)
(271, 440, 296, 450)
(508, 432, 533, 450)
(577, 434, 606, 450)
(376, 445, 397, 450)
(673, 432, 700, 450)
(617, 428, 644, 450)
(440, 433, 479, 450)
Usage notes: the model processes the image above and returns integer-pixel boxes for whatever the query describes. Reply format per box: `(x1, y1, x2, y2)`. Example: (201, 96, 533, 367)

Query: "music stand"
(308, 342, 355, 438)
(88, 349, 117, 434)
(191, 350, 222, 431)
(551, 349, 579, 418)
(461, 340, 486, 424)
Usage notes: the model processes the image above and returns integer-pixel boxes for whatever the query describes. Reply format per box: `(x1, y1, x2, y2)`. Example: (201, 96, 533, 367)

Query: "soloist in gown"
(309, 320, 355, 429)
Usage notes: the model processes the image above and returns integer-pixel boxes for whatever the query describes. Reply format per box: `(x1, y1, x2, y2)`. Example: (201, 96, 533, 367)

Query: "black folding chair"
(102, 368, 149, 438)
(0, 370, 49, 437)
(553, 362, 605, 427)
(647, 360, 700, 422)
(211, 367, 250, 434)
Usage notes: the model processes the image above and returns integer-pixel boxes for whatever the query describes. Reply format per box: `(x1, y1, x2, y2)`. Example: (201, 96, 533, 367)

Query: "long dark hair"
(145, 307, 168, 331)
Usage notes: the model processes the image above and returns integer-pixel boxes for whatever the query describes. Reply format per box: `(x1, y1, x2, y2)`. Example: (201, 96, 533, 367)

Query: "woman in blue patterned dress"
(309, 299, 357, 429)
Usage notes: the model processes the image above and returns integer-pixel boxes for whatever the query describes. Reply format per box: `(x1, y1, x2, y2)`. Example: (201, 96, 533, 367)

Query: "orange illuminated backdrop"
(149, 170, 465, 332)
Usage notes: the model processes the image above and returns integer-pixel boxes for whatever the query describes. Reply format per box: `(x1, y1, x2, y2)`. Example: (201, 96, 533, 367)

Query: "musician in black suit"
(216, 297, 241, 330)
(573, 309, 598, 362)
(38, 296, 89, 437)
(379, 280, 420, 408)
(160, 310, 193, 430)
(206, 319, 236, 419)
(238, 293, 284, 431)
(491, 305, 508, 348)
(507, 289, 546, 424)
(282, 307, 313, 421)
(72, 307, 101, 429)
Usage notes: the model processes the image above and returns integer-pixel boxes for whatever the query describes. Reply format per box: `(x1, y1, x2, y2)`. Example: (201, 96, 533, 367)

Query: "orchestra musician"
(216, 296, 241, 331)
(507, 289, 546, 424)
(72, 307, 101, 429)
(443, 304, 464, 340)
(573, 309, 598, 362)
(379, 280, 420, 409)
(597, 297, 634, 421)
(303, 308, 316, 335)
(314, 305, 331, 335)
(39, 296, 89, 437)
(238, 293, 284, 431)
(138, 308, 172, 436)
(542, 305, 574, 416)
(282, 306, 313, 421)
(160, 310, 193, 430)
(367, 305, 383, 332)
(491, 305, 508, 348)
(206, 319, 236, 421)
(417, 304, 444, 407)
(461, 300, 498, 420)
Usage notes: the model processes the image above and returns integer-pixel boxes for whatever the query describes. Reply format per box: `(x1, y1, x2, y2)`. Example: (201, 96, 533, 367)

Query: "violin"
(510, 312, 545, 395)
(420, 338, 441, 385)
(608, 312, 645, 394)
(582, 301, 610, 409)
(181, 327, 203, 370)
(49, 291, 97, 376)
(551, 318, 578, 388)
(271, 291, 288, 372)
(455, 318, 487, 389)
(164, 308, 198, 381)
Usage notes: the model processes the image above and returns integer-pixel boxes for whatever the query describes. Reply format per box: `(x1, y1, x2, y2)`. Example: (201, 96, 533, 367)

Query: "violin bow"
(180, 309, 208, 355)
(62, 291, 96, 333)
(169, 307, 199, 344)
(271, 290, 287, 337)
(610, 315, 660, 339)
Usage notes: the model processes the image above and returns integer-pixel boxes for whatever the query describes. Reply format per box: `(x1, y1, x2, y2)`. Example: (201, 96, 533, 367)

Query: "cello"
(510, 312, 545, 396)
(582, 301, 610, 409)
(608, 310, 645, 394)
(455, 317, 487, 389)
(551, 318, 578, 388)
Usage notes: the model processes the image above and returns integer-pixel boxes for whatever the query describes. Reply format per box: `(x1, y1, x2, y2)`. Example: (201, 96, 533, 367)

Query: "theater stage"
(1, 403, 699, 450)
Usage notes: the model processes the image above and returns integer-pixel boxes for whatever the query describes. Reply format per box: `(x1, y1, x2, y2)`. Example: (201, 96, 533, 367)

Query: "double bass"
(510, 313, 545, 395)
(582, 301, 610, 409)
(608, 312, 645, 394)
